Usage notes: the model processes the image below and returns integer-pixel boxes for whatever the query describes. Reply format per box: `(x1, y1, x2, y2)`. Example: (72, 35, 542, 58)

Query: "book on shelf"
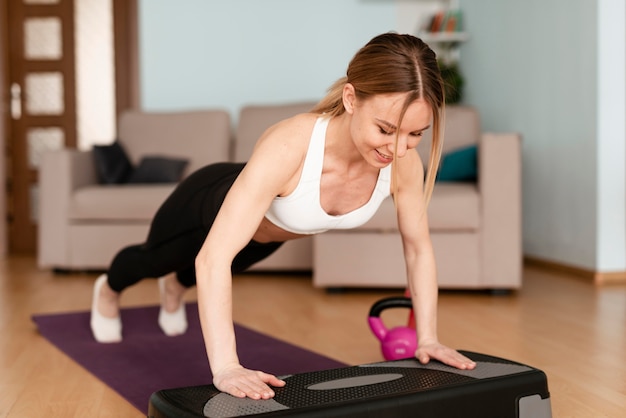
(427, 10, 463, 33)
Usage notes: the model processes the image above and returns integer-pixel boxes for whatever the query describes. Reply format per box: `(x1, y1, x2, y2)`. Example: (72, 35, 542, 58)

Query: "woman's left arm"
(394, 151, 476, 370)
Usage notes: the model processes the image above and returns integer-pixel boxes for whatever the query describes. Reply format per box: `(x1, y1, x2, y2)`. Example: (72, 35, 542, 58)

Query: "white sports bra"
(264, 117, 391, 234)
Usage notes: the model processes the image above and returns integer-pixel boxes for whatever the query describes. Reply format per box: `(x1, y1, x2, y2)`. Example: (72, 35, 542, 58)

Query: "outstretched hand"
(213, 364, 286, 399)
(415, 341, 477, 370)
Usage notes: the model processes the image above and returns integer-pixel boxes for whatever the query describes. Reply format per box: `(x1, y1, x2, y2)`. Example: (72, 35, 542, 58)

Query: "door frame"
(0, 0, 139, 256)
(113, 0, 139, 114)
(0, 1, 9, 257)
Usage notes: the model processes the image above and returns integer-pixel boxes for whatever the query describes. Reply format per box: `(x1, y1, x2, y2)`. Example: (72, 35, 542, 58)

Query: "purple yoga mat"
(32, 303, 345, 414)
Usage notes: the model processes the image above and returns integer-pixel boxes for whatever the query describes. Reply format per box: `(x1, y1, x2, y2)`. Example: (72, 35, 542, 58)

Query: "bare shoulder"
(254, 112, 320, 155)
(395, 149, 425, 188)
(242, 113, 321, 195)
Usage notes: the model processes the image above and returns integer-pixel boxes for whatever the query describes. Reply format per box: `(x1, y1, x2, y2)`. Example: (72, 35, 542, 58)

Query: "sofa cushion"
(68, 185, 176, 221)
(118, 110, 231, 177)
(427, 183, 480, 230)
(234, 102, 318, 162)
(417, 105, 480, 166)
(356, 183, 480, 232)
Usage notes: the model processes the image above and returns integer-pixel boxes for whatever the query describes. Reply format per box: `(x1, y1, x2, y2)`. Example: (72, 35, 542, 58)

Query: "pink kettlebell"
(368, 296, 417, 361)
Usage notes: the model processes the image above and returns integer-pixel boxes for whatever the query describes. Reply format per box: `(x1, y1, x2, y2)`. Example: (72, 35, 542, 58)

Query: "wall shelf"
(418, 31, 468, 64)
(418, 31, 469, 44)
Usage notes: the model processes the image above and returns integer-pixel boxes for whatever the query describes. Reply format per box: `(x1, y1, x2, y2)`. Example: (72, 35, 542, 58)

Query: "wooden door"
(6, 0, 76, 253)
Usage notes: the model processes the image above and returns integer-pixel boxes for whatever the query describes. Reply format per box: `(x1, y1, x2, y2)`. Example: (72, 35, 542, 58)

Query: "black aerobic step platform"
(148, 350, 551, 418)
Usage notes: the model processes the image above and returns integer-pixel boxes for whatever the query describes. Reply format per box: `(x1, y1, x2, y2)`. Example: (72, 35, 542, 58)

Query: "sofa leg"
(325, 287, 347, 294)
(489, 288, 514, 296)
(51, 267, 107, 275)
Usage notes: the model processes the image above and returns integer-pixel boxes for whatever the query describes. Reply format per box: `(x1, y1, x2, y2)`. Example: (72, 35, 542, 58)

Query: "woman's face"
(345, 88, 432, 168)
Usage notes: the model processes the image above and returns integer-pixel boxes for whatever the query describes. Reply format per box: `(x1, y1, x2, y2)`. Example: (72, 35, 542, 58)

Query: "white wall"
(460, 0, 626, 272)
(75, 0, 116, 149)
(596, 0, 626, 271)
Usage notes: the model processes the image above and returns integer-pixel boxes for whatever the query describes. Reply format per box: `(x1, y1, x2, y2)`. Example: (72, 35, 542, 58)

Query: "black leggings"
(106, 162, 283, 292)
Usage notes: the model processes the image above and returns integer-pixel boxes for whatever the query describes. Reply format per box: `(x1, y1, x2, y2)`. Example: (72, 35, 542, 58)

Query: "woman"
(90, 32, 477, 400)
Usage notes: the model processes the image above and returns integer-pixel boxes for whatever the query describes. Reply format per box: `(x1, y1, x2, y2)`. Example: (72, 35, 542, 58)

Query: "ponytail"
(311, 77, 348, 116)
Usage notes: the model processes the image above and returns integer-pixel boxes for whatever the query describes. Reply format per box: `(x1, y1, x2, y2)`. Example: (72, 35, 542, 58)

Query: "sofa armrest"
(37, 149, 98, 268)
(479, 132, 523, 288)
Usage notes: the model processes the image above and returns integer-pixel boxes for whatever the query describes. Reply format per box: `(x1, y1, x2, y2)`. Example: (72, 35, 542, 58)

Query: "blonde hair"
(312, 33, 445, 206)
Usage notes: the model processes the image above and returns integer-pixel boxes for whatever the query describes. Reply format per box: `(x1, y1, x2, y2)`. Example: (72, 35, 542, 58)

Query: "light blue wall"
(459, 0, 603, 270)
(138, 0, 396, 118)
(138, 0, 626, 272)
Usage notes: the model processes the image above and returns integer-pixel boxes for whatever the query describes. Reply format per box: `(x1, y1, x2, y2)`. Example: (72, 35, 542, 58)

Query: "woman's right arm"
(194, 114, 314, 399)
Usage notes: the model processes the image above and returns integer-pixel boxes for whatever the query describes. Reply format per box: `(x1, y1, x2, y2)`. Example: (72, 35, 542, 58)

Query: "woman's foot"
(90, 274, 122, 343)
(158, 275, 187, 336)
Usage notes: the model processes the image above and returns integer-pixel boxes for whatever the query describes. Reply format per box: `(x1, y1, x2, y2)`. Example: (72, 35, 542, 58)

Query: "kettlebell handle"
(368, 296, 413, 318)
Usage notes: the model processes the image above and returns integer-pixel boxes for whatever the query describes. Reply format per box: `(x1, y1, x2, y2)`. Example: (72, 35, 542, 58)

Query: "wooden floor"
(1, 255, 625, 417)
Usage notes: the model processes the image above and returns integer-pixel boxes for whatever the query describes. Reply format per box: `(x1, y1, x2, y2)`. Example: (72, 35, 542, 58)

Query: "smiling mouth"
(376, 149, 393, 161)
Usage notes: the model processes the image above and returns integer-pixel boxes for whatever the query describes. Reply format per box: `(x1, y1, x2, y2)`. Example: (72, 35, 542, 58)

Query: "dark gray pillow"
(127, 156, 189, 184)
(92, 141, 133, 184)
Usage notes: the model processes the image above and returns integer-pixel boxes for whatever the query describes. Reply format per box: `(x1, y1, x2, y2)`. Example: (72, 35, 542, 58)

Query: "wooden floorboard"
(0, 255, 624, 417)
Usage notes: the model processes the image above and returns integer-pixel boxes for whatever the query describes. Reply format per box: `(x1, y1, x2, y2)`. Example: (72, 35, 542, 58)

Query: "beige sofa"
(37, 110, 231, 270)
(37, 104, 315, 272)
(38, 103, 522, 290)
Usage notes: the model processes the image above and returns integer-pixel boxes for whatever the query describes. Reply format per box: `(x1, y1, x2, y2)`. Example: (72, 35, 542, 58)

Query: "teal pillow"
(436, 145, 478, 182)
